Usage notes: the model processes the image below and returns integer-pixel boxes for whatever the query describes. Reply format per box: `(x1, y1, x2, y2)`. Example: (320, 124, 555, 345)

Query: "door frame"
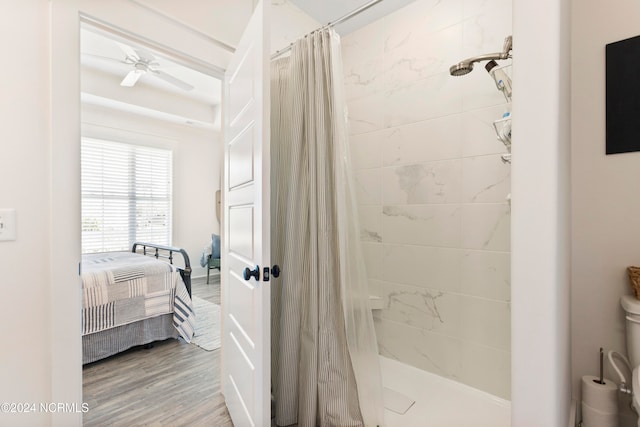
(50, 2, 235, 425)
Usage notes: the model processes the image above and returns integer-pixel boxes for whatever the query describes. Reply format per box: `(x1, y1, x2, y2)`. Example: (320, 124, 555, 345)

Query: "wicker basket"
(628, 266, 640, 299)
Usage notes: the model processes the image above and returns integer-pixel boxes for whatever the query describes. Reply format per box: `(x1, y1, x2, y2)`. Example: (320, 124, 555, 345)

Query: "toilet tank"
(621, 295, 640, 367)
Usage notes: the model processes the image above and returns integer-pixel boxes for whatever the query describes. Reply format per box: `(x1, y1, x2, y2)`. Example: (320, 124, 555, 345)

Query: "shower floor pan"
(381, 356, 510, 427)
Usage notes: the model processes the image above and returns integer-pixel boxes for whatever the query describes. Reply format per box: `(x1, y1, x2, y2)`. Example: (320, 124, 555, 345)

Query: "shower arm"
(466, 36, 512, 64)
(450, 36, 513, 76)
(453, 50, 512, 69)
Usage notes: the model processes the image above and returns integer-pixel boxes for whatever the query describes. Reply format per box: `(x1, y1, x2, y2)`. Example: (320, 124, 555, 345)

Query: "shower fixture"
(449, 36, 512, 76)
(450, 36, 513, 205)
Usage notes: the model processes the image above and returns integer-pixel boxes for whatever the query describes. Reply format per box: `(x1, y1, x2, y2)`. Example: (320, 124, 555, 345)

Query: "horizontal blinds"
(81, 138, 172, 253)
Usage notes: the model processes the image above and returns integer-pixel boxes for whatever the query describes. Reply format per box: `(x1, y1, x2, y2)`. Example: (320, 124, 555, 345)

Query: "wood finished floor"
(82, 275, 233, 427)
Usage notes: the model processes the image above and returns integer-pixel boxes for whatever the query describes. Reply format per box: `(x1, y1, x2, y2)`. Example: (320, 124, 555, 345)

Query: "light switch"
(0, 209, 16, 241)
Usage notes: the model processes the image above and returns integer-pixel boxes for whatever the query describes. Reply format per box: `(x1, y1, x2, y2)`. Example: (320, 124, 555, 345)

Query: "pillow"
(211, 233, 221, 259)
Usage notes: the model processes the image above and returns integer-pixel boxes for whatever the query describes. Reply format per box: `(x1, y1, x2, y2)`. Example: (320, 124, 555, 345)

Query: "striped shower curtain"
(270, 29, 385, 427)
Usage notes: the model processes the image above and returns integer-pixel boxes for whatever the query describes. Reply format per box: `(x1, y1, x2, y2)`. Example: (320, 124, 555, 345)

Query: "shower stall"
(267, 0, 512, 424)
(340, 0, 513, 423)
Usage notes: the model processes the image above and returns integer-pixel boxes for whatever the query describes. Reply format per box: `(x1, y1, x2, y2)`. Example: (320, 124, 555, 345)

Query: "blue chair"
(207, 234, 221, 284)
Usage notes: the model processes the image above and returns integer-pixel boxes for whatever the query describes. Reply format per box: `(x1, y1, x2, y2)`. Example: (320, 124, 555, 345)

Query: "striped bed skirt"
(82, 314, 177, 364)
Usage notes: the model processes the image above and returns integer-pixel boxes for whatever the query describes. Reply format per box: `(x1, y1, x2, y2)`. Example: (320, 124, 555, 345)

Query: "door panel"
(228, 267, 256, 341)
(229, 205, 254, 259)
(228, 127, 255, 189)
(221, 1, 270, 426)
(228, 44, 255, 125)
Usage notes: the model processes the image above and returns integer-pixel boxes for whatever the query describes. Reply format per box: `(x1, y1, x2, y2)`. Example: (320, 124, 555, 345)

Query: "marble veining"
(460, 250, 510, 301)
(379, 342, 401, 361)
(383, 206, 431, 222)
(383, 115, 464, 167)
(382, 205, 464, 249)
(462, 155, 511, 203)
(345, 69, 380, 90)
(400, 164, 443, 200)
(361, 229, 383, 242)
(385, 160, 462, 205)
(384, 31, 412, 55)
(384, 128, 404, 165)
(350, 117, 382, 133)
(461, 205, 510, 251)
(482, 209, 509, 249)
(462, 106, 511, 157)
(344, 0, 512, 399)
(415, 345, 455, 379)
(385, 57, 443, 91)
(386, 288, 445, 327)
(470, 174, 509, 202)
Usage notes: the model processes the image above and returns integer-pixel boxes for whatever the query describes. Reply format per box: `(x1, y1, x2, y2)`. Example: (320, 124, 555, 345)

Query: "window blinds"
(81, 138, 173, 253)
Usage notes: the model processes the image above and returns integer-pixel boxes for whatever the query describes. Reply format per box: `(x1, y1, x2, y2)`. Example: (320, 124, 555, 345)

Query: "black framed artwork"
(606, 35, 640, 155)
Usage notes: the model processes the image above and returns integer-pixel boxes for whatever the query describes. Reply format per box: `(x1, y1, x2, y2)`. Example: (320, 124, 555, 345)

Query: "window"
(81, 138, 173, 253)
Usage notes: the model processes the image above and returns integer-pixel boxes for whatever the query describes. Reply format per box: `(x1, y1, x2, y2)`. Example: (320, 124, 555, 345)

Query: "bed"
(81, 242, 195, 364)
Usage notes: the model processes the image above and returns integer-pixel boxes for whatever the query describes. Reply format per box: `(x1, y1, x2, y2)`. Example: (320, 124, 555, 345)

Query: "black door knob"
(271, 265, 281, 278)
(243, 265, 260, 281)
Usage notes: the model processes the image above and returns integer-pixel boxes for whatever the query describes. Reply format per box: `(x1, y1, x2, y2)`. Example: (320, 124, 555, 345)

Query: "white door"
(221, 1, 270, 426)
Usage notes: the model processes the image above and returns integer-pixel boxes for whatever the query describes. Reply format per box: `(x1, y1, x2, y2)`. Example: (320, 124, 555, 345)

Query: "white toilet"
(621, 295, 640, 423)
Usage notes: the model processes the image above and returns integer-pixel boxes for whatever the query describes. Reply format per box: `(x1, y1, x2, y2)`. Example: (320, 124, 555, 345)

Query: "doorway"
(50, 2, 242, 424)
(79, 20, 225, 423)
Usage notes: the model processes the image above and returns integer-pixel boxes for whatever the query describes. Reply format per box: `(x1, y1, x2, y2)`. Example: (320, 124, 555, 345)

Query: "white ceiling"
(80, 24, 221, 130)
(79, 0, 417, 131)
(130, 0, 252, 51)
(289, 0, 417, 35)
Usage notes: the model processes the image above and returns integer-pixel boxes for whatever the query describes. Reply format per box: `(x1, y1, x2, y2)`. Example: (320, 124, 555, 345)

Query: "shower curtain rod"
(270, 0, 386, 60)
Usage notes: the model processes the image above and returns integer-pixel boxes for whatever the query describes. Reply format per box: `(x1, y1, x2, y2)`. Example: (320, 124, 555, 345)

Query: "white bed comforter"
(81, 252, 195, 342)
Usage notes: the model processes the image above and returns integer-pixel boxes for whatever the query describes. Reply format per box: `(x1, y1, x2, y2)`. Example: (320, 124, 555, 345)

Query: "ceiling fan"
(87, 42, 194, 91)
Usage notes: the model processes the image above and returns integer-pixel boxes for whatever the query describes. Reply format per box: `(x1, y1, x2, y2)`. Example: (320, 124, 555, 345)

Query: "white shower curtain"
(271, 29, 385, 427)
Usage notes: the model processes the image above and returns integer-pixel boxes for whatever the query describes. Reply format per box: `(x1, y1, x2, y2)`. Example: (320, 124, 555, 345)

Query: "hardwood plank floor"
(82, 274, 233, 426)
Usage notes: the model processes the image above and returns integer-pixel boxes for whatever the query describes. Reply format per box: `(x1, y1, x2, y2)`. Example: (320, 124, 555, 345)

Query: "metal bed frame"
(132, 242, 192, 297)
(82, 242, 193, 363)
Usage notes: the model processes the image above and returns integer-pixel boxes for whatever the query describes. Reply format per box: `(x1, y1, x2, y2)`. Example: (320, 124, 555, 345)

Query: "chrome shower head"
(449, 62, 474, 76)
(449, 36, 512, 77)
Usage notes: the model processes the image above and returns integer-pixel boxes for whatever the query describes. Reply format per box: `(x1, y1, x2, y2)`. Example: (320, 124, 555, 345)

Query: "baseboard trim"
(569, 398, 577, 427)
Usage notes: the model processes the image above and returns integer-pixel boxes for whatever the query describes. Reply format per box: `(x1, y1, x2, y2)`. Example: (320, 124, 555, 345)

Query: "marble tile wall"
(342, 0, 512, 399)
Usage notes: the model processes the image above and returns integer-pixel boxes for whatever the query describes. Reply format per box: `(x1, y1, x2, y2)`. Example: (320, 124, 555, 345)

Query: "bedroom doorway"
(79, 19, 228, 424)
(50, 1, 256, 424)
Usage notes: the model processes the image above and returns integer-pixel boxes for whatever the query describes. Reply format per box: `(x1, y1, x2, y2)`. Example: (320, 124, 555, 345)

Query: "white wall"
(0, 0, 572, 425)
(342, 0, 513, 399)
(511, 0, 571, 425)
(0, 2, 52, 426)
(572, 1, 640, 425)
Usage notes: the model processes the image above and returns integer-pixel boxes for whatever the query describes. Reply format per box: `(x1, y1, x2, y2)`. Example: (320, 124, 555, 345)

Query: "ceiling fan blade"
(81, 53, 128, 65)
(150, 70, 194, 91)
(115, 41, 140, 61)
(120, 69, 144, 87)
